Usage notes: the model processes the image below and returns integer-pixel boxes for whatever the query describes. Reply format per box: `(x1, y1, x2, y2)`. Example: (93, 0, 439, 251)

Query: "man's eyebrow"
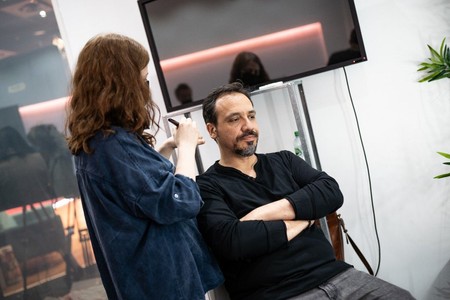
(224, 112, 240, 119)
(224, 110, 256, 119)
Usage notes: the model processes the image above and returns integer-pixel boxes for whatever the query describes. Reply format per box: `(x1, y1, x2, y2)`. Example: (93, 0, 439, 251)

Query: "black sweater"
(197, 151, 351, 300)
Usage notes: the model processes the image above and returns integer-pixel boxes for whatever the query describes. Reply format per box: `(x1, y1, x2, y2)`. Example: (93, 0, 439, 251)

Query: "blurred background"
(0, 0, 105, 299)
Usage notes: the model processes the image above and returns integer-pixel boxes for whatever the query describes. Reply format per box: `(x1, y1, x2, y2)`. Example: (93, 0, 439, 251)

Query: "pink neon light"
(160, 22, 323, 72)
(19, 97, 69, 132)
(19, 97, 68, 116)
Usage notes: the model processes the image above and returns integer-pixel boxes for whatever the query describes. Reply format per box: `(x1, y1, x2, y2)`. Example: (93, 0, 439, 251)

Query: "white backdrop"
(53, 0, 450, 299)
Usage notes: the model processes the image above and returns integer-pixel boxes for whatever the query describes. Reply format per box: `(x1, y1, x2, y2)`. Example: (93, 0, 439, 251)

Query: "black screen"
(138, 0, 367, 112)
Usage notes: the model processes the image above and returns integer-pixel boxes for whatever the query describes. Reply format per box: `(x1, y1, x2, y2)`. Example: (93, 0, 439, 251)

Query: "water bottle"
(293, 131, 303, 158)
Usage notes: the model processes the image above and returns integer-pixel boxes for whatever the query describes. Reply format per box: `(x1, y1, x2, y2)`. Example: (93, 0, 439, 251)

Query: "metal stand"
(183, 112, 204, 174)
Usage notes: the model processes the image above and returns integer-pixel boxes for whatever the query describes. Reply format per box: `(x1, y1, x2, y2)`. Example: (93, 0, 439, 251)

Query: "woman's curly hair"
(66, 33, 160, 154)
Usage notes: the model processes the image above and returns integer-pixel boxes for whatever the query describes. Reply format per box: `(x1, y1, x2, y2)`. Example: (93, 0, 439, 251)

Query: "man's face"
(207, 92, 259, 157)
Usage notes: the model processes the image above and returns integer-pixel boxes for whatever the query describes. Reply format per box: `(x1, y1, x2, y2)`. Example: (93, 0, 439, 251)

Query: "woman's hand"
(173, 117, 202, 150)
(173, 118, 203, 180)
(157, 136, 176, 159)
(158, 117, 204, 166)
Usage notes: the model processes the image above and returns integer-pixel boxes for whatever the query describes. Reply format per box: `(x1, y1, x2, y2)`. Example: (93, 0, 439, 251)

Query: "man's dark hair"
(202, 82, 252, 125)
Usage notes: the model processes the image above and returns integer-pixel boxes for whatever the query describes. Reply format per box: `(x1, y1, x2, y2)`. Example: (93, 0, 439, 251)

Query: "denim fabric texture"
(75, 127, 223, 300)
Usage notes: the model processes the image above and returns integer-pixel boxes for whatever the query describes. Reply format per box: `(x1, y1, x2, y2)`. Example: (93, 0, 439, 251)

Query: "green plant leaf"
(434, 151, 450, 179)
(420, 71, 442, 82)
(437, 152, 450, 159)
(429, 70, 449, 81)
(444, 46, 450, 65)
(418, 38, 450, 82)
(434, 173, 450, 179)
(439, 38, 446, 56)
(428, 47, 443, 63)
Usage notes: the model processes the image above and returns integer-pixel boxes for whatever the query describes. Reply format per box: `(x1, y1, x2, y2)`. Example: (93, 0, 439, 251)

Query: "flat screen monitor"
(138, 0, 367, 112)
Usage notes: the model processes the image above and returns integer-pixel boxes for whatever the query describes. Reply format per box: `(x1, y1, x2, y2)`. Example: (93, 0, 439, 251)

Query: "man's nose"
(242, 118, 254, 131)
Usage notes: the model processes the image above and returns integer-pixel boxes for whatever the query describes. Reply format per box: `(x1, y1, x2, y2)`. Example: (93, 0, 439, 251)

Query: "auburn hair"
(66, 33, 159, 154)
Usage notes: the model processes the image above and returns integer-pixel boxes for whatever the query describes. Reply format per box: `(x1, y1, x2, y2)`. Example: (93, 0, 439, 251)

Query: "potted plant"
(418, 38, 449, 82)
(417, 39, 450, 179)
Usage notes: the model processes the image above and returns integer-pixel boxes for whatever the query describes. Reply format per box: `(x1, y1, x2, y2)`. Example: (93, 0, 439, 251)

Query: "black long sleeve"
(197, 151, 350, 300)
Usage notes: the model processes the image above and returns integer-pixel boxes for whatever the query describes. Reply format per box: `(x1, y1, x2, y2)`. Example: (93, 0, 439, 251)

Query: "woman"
(66, 33, 223, 300)
(229, 51, 270, 89)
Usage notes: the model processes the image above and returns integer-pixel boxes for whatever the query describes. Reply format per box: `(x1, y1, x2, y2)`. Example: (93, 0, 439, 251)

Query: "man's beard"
(234, 130, 258, 157)
(235, 142, 257, 157)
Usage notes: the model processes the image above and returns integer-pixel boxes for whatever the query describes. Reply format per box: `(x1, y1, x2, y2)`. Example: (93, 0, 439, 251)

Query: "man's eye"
(249, 115, 256, 119)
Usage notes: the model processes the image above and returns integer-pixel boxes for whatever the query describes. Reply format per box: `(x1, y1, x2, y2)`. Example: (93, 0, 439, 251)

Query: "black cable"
(342, 66, 381, 276)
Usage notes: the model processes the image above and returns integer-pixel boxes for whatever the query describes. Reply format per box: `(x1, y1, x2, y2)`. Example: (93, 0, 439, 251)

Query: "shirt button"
(174, 193, 179, 199)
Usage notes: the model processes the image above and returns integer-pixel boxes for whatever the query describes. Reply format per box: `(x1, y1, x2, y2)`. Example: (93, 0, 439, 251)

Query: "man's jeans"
(287, 268, 415, 300)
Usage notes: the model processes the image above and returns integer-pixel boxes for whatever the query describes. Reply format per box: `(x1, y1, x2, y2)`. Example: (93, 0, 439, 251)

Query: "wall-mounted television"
(138, 0, 367, 112)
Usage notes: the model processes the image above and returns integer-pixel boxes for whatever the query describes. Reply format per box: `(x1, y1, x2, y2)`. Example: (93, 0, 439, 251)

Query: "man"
(197, 82, 414, 300)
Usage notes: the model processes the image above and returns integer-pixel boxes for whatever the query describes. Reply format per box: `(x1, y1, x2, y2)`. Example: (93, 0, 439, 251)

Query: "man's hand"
(284, 220, 311, 241)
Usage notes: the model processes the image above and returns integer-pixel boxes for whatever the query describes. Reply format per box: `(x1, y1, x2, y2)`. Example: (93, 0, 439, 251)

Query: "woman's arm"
(157, 136, 176, 159)
(158, 118, 204, 180)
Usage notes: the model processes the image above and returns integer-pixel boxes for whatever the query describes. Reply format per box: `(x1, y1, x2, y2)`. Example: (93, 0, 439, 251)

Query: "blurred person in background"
(229, 51, 270, 89)
(28, 124, 79, 198)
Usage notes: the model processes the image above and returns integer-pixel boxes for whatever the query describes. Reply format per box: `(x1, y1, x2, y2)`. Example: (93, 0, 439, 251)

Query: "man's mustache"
(238, 130, 258, 140)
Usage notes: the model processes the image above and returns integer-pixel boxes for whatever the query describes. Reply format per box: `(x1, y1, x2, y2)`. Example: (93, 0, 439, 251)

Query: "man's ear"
(206, 123, 217, 139)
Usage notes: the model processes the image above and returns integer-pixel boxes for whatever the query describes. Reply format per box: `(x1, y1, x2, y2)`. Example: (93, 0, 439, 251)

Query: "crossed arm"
(197, 151, 343, 261)
(240, 198, 312, 241)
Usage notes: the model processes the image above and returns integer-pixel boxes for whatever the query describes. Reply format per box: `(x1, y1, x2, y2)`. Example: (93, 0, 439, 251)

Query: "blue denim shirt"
(75, 127, 223, 300)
